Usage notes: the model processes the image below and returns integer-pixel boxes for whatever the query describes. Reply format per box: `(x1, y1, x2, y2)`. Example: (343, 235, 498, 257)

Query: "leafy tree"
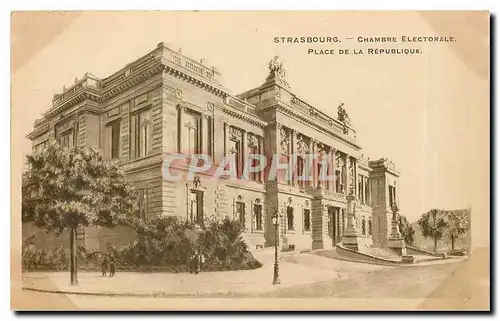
(417, 209, 448, 253)
(22, 144, 137, 285)
(444, 210, 469, 251)
(398, 215, 415, 245)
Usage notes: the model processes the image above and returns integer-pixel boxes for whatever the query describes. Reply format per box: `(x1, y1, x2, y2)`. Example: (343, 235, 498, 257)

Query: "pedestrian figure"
(190, 250, 201, 274)
(199, 252, 206, 273)
(101, 252, 108, 277)
(108, 249, 116, 277)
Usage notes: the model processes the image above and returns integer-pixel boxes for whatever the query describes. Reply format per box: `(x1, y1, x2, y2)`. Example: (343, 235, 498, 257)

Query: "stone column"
(354, 158, 359, 197)
(241, 130, 247, 178)
(177, 105, 184, 153)
(259, 136, 265, 183)
(311, 139, 317, 189)
(291, 130, 297, 186)
(344, 155, 350, 195)
(331, 148, 336, 193)
(201, 114, 209, 155)
(275, 123, 282, 184)
(341, 194, 361, 251)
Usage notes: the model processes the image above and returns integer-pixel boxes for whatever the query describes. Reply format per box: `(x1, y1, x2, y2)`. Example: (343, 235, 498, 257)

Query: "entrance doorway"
(328, 206, 342, 245)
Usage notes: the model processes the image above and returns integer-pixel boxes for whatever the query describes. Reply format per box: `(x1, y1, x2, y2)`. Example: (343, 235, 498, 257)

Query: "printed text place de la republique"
(273, 36, 455, 43)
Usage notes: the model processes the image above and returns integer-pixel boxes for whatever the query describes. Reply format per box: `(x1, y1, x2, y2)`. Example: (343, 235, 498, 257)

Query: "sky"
(11, 11, 489, 224)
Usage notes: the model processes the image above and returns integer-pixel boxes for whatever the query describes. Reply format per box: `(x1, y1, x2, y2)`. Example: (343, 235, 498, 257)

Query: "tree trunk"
(434, 236, 437, 253)
(70, 227, 78, 285)
(451, 235, 455, 251)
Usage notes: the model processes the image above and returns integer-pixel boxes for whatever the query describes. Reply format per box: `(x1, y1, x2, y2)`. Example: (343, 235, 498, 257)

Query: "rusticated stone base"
(387, 238, 407, 256)
(341, 235, 363, 252)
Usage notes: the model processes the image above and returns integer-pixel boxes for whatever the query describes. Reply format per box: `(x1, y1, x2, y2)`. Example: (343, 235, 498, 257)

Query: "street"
(13, 249, 489, 310)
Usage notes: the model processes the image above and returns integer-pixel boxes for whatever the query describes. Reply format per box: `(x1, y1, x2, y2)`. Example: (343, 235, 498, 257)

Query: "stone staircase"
(358, 246, 401, 260)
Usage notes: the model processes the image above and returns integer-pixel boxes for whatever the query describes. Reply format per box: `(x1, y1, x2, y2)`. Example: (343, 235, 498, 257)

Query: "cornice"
(276, 103, 361, 150)
(44, 91, 101, 118)
(100, 63, 164, 102)
(163, 64, 227, 98)
(222, 105, 267, 128)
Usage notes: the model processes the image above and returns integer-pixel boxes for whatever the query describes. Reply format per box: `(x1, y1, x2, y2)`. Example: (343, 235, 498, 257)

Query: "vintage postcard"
(11, 11, 490, 311)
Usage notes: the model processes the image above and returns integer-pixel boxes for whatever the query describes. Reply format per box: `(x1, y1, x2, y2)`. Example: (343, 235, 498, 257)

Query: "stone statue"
(268, 56, 286, 78)
(337, 102, 351, 126)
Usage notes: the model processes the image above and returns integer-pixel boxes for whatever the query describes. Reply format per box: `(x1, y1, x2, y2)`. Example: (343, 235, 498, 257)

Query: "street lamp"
(272, 210, 281, 285)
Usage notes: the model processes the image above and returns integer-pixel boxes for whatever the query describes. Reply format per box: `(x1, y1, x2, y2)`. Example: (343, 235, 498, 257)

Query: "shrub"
(22, 217, 263, 273)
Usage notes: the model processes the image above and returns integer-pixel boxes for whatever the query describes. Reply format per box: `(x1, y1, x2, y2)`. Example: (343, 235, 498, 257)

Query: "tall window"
(358, 175, 363, 203)
(191, 191, 204, 226)
(137, 189, 148, 220)
(228, 134, 243, 177)
(249, 145, 260, 182)
(58, 131, 73, 148)
(286, 206, 294, 231)
(132, 109, 152, 158)
(368, 219, 372, 235)
(253, 204, 263, 231)
(236, 201, 246, 228)
(335, 170, 342, 193)
(362, 219, 366, 235)
(33, 141, 48, 154)
(364, 177, 369, 205)
(236, 202, 245, 228)
(297, 156, 305, 188)
(388, 185, 395, 207)
(109, 120, 121, 159)
(303, 209, 311, 232)
(183, 111, 202, 157)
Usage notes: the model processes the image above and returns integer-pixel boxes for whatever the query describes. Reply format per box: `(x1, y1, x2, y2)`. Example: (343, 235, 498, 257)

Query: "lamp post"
(272, 210, 281, 285)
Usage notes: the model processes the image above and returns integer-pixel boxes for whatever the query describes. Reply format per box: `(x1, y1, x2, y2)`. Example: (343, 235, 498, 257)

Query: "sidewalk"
(22, 251, 344, 297)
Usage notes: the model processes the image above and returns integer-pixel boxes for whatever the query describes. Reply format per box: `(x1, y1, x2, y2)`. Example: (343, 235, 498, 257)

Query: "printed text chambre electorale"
(273, 36, 455, 43)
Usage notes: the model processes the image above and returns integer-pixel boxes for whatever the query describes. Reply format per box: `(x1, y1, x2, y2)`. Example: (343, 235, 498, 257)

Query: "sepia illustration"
(12, 11, 489, 311)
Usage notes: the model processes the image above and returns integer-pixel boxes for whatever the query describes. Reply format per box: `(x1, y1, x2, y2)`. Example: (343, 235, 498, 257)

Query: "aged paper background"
(11, 11, 490, 310)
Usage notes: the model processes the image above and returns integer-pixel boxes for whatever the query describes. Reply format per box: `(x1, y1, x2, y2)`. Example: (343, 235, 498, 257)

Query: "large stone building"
(27, 42, 400, 252)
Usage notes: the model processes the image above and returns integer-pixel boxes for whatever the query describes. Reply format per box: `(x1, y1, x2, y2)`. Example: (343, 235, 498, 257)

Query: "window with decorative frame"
(131, 108, 152, 159)
(58, 130, 73, 148)
(107, 119, 121, 160)
(253, 202, 263, 231)
(235, 199, 246, 229)
(228, 126, 244, 177)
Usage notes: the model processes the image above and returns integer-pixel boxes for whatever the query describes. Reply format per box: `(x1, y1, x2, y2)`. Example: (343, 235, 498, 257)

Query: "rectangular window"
(249, 145, 259, 182)
(109, 120, 121, 159)
(303, 209, 311, 232)
(228, 139, 243, 177)
(131, 109, 152, 159)
(254, 204, 263, 231)
(34, 141, 48, 154)
(58, 131, 73, 148)
(389, 185, 394, 207)
(183, 111, 202, 158)
(191, 191, 204, 226)
(236, 202, 246, 228)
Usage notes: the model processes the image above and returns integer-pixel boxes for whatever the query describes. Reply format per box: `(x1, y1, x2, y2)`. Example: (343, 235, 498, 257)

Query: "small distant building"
(26, 43, 400, 252)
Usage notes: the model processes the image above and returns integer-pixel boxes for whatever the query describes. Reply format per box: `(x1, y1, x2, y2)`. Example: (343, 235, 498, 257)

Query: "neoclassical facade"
(27, 42, 400, 252)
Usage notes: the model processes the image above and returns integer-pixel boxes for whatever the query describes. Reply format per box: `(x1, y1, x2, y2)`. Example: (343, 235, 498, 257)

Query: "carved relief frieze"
(247, 132, 258, 148)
